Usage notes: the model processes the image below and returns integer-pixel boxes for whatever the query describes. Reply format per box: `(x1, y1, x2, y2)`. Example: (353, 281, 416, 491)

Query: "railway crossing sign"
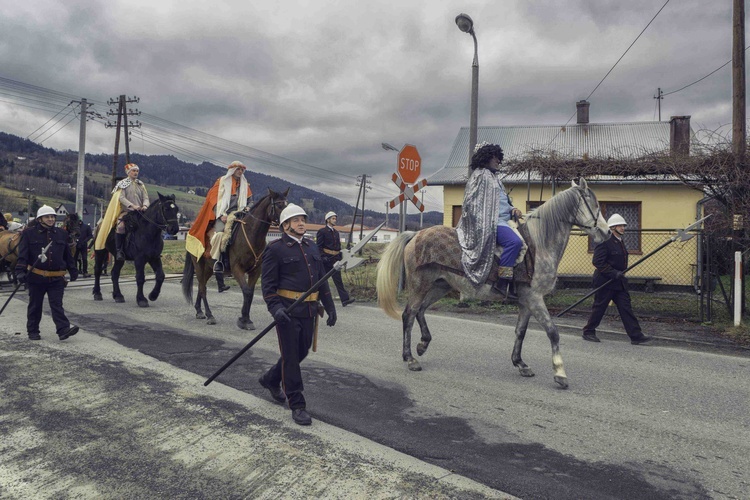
(389, 173, 427, 212)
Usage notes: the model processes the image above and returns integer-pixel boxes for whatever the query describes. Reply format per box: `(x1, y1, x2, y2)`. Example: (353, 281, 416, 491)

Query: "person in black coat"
(76, 221, 93, 277)
(316, 211, 355, 307)
(582, 213, 651, 345)
(258, 203, 336, 426)
(15, 205, 79, 341)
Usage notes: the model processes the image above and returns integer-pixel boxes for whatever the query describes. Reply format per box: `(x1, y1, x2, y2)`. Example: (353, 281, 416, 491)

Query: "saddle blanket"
(412, 225, 533, 284)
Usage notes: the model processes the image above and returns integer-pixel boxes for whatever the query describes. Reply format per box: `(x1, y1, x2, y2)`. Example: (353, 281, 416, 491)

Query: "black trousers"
(74, 247, 88, 274)
(323, 259, 349, 304)
(583, 287, 643, 339)
(265, 316, 315, 410)
(26, 278, 70, 336)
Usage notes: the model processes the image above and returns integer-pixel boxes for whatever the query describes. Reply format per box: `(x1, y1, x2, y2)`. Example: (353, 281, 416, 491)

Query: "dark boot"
(216, 272, 230, 293)
(492, 266, 518, 300)
(115, 233, 126, 261)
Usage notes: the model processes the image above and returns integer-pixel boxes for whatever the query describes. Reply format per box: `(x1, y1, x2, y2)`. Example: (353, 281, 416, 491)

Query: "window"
(452, 205, 462, 228)
(590, 202, 642, 253)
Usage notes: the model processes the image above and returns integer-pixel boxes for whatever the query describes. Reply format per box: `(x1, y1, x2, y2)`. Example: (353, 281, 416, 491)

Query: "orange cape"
(186, 178, 252, 259)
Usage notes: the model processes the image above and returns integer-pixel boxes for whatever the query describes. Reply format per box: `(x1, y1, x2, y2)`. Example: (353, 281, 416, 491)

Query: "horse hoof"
(207, 318, 217, 325)
(407, 360, 422, 371)
(554, 376, 569, 389)
(237, 319, 256, 330)
(93, 293, 102, 301)
(114, 296, 125, 303)
(416, 343, 429, 356)
(137, 300, 149, 308)
(518, 367, 535, 377)
(148, 292, 159, 301)
(196, 313, 206, 320)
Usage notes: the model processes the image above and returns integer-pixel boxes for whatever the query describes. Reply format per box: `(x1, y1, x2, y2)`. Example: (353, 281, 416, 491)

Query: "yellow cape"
(95, 189, 122, 250)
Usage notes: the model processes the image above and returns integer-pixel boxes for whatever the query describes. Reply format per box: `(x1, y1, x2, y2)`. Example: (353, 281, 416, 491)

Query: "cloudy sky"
(0, 0, 741, 211)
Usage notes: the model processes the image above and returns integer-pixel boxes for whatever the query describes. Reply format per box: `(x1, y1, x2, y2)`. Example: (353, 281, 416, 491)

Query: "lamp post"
(25, 188, 35, 224)
(455, 13, 478, 173)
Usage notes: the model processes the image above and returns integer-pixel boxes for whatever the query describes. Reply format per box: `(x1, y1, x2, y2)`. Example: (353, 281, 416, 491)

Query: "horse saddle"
(412, 225, 535, 285)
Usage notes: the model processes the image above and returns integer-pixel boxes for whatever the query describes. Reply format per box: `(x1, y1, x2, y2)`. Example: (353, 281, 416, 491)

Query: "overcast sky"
(0, 0, 741, 212)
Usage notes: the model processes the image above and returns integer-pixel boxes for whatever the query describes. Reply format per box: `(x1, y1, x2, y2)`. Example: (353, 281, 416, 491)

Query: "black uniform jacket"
(316, 225, 343, 263)
(592, 234, 629, 291)
(16, 224, 78, 283)
(262, 232, 335, 319)
(77, 223, 93, 250)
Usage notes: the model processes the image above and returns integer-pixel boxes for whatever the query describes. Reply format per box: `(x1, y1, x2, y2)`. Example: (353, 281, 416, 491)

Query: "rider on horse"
(186, 161, 252, 276)
(95, 163, 150, 260)
(456, 142, 526, 300)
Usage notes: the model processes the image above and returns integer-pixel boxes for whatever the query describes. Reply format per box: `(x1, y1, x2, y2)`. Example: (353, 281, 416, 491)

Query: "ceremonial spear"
(556, 216, 710, 318)
(205, 222, 385, 386)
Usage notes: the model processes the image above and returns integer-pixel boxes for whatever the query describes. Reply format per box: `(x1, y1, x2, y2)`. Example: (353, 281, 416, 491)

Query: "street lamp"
(25, 187, 35, 224)
(455, 13, 479, 173)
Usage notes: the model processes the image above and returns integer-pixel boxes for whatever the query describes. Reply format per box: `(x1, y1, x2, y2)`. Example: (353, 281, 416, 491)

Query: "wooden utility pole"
(106, 95, 141, 190)
(653, 87, 663, 121)
(75, 98, 87, 217)
(732, 0, 746, 316)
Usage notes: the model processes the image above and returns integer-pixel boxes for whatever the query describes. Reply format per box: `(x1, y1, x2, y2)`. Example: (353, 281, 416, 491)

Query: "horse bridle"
(574, 188, 601, 231)
(138, 199, 178, 231)
(243, 196, 287, 226)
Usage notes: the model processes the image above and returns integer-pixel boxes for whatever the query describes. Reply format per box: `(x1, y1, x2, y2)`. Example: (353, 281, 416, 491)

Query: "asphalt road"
(3, 276, 749, 499)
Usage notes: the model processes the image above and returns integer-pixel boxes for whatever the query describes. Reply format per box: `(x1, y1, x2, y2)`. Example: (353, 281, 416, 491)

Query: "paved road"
(3, 277, 749, 499)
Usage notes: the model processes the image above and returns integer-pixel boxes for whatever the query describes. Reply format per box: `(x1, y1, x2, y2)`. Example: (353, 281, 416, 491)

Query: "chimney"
(576, 100, 590, 124)
(669, 115, 691, 156)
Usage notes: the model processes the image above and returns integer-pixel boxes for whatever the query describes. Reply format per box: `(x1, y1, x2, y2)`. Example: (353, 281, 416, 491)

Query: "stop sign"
(397, 144, 421, 184)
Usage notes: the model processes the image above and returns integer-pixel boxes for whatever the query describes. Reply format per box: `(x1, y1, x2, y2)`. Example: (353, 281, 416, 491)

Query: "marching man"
(258, 203, 336, 426)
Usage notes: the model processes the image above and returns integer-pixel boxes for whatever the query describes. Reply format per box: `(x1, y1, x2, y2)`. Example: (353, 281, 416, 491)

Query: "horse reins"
(137, 201, 178, 231)
(574, 189, 601, 230)
(236, 196, 286, 271)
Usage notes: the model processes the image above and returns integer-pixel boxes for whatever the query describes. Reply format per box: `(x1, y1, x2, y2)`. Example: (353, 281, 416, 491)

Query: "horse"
(92, 193, 180, 307)
(181, 188, 288, 329)
(61, 213, 82, 258)
(0, 230, 22, 284)
(376, 178, 610, 388)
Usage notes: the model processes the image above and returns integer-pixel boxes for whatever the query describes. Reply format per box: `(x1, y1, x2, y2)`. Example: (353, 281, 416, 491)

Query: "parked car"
(163, 233, 177, 240)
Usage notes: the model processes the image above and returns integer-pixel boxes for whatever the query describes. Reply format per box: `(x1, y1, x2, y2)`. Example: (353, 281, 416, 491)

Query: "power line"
(662, 44, 750, 96)
(26, 102, 75, 140)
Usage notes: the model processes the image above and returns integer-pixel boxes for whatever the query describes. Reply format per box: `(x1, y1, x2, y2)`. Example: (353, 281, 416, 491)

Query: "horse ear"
(571, 179, 579, 189)
(579, 177, 588, 189)
(267, 187, 274, 196)
(283, 187, 290, 197)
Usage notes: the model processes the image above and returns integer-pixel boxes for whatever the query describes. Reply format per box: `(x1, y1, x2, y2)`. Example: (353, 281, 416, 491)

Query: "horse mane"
(525, 186, 580, 247)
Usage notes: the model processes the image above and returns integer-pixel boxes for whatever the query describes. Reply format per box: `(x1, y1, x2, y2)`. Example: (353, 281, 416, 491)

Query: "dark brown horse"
(182, 188, 288, 329)
(62, 213, 82, 258)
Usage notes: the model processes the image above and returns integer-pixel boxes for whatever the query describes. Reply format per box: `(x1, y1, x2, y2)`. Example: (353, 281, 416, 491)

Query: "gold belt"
(323, 248, 340, 255)
(276, 289, 319, 301)
(29, 268, 67, 277)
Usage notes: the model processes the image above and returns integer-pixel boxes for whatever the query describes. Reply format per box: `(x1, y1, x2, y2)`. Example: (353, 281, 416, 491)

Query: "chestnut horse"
(181, 188, 288, 329)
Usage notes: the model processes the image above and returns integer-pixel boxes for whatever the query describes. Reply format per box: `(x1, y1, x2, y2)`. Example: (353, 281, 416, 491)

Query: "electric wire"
(27, 102, 75, 140)
(662, 43, 750, 96)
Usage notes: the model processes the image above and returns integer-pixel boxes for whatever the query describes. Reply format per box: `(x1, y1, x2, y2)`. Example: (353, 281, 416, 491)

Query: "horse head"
(63, 213, 82, 245)
(263, 187, 290, 225)
(156, 192, 180, 235)
(570, 178, 609, 244)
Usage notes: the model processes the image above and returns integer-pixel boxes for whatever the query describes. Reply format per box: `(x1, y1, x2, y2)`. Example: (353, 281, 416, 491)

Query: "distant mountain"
(0, 131, 443, 227)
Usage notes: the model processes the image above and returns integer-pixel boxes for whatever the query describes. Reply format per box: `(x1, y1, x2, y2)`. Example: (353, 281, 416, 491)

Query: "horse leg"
(512, 305, 535, 378)
(528, 298, 568, 389)
(402, 304, 422, 371)
(199, 269, 215, 324)
(147, 257, 165, 302)
(111, 260, 125, 303)
(134, 257, 149, 307)
(415, 280, 452, 357)
(237, 283, 256, 330)
(194, 293, 206, 319)
(92, 251, 104, 301)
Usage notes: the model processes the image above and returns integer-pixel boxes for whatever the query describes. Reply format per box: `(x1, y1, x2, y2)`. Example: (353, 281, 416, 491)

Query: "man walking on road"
(258, 204, 336, 426)
(316, 211, 354, 307)
(582, 213, 652, 345)
(15, 205, 79, 341)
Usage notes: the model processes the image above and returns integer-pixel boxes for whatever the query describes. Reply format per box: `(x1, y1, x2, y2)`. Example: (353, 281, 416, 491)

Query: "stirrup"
(212, 260, 224, 273)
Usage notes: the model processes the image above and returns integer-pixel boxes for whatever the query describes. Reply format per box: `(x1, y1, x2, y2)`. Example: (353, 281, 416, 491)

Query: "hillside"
(0, 131, 443, 227)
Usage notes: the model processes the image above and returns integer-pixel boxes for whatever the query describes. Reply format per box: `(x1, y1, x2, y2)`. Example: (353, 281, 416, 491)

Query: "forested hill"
(0, 131, 443, 226)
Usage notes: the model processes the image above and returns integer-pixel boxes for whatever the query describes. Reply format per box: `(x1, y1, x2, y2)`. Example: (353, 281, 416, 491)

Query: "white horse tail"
(376, 231, 417, 320)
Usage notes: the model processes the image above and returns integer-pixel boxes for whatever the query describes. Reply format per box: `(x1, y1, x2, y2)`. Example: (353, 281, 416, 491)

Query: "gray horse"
(376, 178, 610, 388)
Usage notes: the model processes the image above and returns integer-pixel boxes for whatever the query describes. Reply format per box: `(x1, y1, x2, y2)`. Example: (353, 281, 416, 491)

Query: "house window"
(452, 205, 462, 227)
(590, 202, 642, 253)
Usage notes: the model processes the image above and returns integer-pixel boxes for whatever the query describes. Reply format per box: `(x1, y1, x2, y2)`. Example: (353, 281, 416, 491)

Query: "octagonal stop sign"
(397, 144, 421, 184)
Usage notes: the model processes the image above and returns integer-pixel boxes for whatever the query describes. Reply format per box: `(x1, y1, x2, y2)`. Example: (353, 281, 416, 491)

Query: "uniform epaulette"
(267, 238, 283, 247)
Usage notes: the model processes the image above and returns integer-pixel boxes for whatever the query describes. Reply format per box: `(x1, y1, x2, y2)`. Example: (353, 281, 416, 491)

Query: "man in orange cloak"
(186, 161, 252, 290)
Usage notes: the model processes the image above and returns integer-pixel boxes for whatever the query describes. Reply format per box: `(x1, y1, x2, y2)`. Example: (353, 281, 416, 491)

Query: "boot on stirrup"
(492, 266, 518, 300)
(115, 233, 127, 261)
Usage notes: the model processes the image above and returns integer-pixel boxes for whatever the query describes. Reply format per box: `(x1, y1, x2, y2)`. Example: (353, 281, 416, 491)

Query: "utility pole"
(653, 87, 663, 121)
(347, 176, 364, 249)
(385, 202, 389, 228)
(419, 189, 426, 228)
(106, 95, 141, 190)
(358, 174, 371, 241)
(75, 98, 87, 217)
(733, 0, 747, 316)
